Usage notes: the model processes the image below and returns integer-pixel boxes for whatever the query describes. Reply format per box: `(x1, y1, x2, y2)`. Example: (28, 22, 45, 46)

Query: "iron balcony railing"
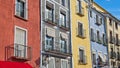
(109, 36, 115, 44)
(115, 38, 119, 46)
(110, 51, 116, 59)
(44, 11, 57, 25)
(78, 29, 86, 39)
(76, 5, 84, 16)
(91, 33, 96, 42)
(119, 39, 120, 46)
(59, 19, 69, 31)
(117, 53, 120, 61)
(5, 43, 32, 61)
(96, 36, 102, 44)
(43, 41, 71, 56)
(78, 55, 87, 65)
(95, 18, 102, 25)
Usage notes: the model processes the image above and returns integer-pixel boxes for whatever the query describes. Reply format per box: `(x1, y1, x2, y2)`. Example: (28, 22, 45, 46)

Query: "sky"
(94, 0, 120, 20)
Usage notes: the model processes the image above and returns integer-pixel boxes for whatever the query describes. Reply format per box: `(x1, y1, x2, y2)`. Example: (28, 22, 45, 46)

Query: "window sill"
(15, 15, 28, 21)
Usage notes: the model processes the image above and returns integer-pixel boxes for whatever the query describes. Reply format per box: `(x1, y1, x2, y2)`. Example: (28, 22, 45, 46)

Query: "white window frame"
(45, 28, 55, 51)
(78, 46, 86, 63)
(59, 8, 68, 27)
(45, 0, 55, 22)
(14, 26, 28, 58)
(15, 0, 28, 19)
(45, 35, 54, 50)
(47, 57, 55, 68)
(61, 59, 68, 68)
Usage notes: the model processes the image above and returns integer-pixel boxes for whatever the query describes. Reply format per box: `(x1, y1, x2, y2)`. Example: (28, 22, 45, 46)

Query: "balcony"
(78, 29, 86, 39)
(115, 39, 119, 46)
(95, 19, 102, 25)
(117, 54, 120, 61)
(96, 37, 102, 44)
(109, 36, 115, 44)
(43, 42, 71, 58)
(76, 6, 84, 16)
(119, 40, 120, 46)
(5, 44, 32, 61)
(103, 38, 107, 46)
(110, 51, 116, 59)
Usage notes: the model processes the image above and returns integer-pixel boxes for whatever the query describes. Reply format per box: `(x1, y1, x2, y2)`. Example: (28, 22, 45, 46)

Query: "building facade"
(0, 0, 41, 68)
(104, 14, 120, 68)
(70, 0, 92, 68)
(41, 0, 72, 68)
(88, 7, 109, 68)
(92, 2, 120, 68)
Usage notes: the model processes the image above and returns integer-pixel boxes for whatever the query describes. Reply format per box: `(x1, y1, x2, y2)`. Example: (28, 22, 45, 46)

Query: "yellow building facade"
(70, 0, 92, 68)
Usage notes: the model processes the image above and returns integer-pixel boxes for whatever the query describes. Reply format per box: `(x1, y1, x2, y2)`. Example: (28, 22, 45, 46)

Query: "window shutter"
(48, 58, 54, 68)
(62, 60, 67, 68)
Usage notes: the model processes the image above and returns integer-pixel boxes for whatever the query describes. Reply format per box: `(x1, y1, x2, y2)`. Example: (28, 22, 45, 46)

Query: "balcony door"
(15, 27, 27, 58)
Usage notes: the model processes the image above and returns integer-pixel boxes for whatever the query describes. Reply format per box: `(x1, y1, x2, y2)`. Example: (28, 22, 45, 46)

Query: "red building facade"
(0, 0, 40, 68)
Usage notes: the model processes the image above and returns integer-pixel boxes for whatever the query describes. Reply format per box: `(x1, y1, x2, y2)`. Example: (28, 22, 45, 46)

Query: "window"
(15, 27, 27, 58)
(96, 15, 98, 23)
(110, 31, 113, 43)
(116, 34, 118, 45)
(97, 31, 100, 41)
(109, 18, 112, 26)
(90, 10, 92, 17)
(78, 22, 83, 36)
(92, 53, 96, 64)
(61, 0, 65, 6)
(90, 28, 94, 41)
(103, 34, 106, 45)
(76, 0, 84, 15)
(100, 18, 102, 24)
(79, 49, 84, 63)
(45, 35, 54, 50)
(60, 38, 67, 53)
(61, 60, 68, 68)
(115, 22, 118, 29)
(60, 12, 66, 27)
(15, 0, 27, 19)
(48, 57, 55, 68)
(46, 6, 54, 22)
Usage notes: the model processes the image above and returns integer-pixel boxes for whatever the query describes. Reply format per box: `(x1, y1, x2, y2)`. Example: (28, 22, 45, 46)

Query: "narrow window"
(79, 49, 84, 63)
(46, 6, 54, 22)
(61, 0, 65, 6)
(15, 27, 27, 58)
(90, 10, 92, 17)
(45, 35, 54, 50)
(15, 0, 27, 19)
(60, 12, 66, 27)
(60, 38, 67, 53)
(78, 22, 83, 36)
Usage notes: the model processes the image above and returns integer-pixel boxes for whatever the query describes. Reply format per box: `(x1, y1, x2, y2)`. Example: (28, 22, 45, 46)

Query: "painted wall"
(88, 8, 108, 68)
(71, 0, 92, 68)
(0, 0, 41, 68)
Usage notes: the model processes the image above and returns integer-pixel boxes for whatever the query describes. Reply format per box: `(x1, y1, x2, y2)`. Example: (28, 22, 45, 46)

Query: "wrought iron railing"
(6, 43, 32, 61)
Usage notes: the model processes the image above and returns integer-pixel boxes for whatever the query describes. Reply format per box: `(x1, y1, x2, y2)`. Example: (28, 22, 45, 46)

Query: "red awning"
(0, 61, 32, 68)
